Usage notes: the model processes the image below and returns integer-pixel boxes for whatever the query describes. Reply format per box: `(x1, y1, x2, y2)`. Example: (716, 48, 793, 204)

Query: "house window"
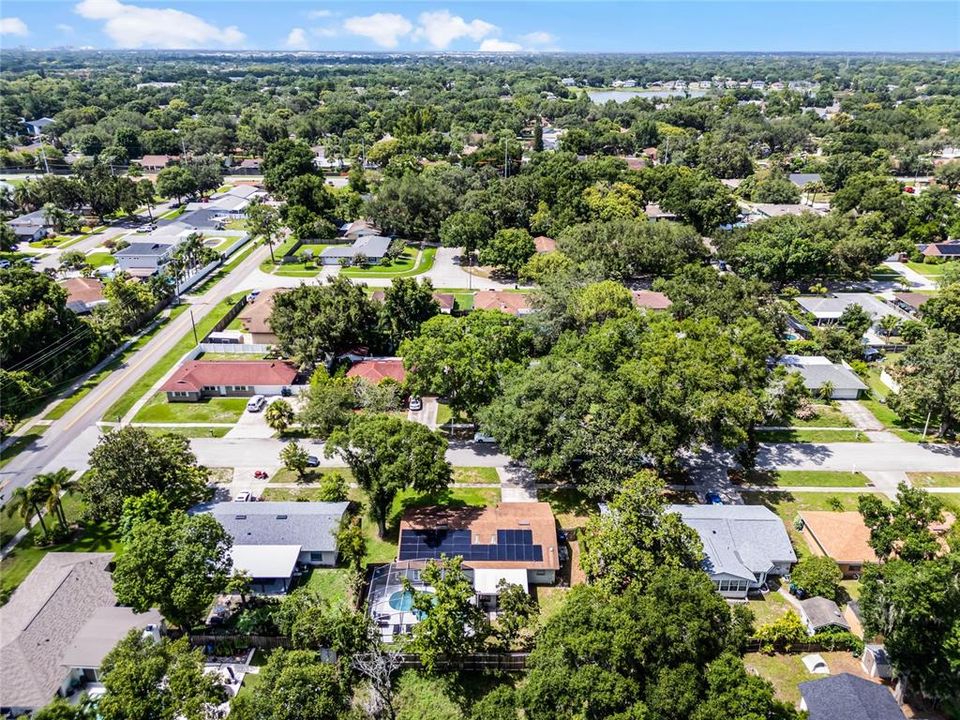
(310, 552, 323, 563)
(534, 570, 546, 577)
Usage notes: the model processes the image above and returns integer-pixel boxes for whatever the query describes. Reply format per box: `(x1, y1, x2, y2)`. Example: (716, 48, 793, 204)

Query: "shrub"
(754, 610, 808, 653)
(791, 556, 843, 601)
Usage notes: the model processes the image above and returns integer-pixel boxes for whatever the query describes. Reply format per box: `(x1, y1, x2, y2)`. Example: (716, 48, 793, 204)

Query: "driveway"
(226, 406, 276, 439)
(882, 261, 938, 290)
(408, 396, 438, 429)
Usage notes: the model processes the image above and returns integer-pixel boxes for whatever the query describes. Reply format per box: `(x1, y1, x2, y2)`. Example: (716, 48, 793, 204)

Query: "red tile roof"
(60, 277, 105, 305)
(346, 358, 406, 384)
(161, 360, 297, 394)
(533, 235, 556, 253)
(473, 291, 531, 316)
(632, 290, 672, 310)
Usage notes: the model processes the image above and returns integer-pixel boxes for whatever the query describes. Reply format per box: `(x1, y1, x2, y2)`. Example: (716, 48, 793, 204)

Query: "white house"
(778, 355, 869, 400)
(113, 242, 175, 274)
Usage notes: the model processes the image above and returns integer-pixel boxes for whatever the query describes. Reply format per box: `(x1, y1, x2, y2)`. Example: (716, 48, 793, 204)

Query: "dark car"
(705, 492, 724, 505)
(306, 455, 320, 467)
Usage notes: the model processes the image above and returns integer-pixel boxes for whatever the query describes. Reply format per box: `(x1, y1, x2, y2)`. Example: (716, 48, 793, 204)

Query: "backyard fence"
(175, 258, 222, 296)
(198, 342, 272, 354)
(205, 296, 248, 337)
(394, 653, 530, 671)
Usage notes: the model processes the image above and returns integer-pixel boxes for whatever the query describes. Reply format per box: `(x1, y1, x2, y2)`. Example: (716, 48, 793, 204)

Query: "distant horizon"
(1, 1, 957, 54)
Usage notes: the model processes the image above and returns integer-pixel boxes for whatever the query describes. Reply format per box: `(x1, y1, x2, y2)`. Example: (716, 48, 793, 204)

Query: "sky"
(0, 1, 957, 53)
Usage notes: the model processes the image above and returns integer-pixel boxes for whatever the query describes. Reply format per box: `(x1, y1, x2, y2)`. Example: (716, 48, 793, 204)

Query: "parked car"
(705, 492, 724, 505)
(409, 396, 423, 411)
(246, 395, 266, 412)
(0, 260, 10, 269)
(473, 432, 496, 443)
(306, 455, 320, 467)
(235, 491, 252, 502)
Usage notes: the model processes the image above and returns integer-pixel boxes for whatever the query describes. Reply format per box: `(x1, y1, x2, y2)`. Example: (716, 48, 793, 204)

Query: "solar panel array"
(398, 528, 544, 562)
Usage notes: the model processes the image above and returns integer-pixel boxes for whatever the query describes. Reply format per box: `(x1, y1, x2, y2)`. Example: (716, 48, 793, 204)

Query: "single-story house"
(134, 154, 179, 171)
(60, 277, 108, 314)
(778, 355, 868, 399)
(533, 235, 556, 253)
(644, 203, 677, 221)
(798, 596, 850, 635)
(473, 290, 533, 316)
(208, 501, 350, 591)
(113, 242, 175, 273)
(632, 290, 672, 311)
(22, 117, 55, 136)
(667, 504, 796, 599)
(789, 172, 823, 188)
(891, 292, 930, 315)
(7, 210, 49, 242)
(235, 288, 285, 344)
(339, 219, 380, 239)
(237, 158, 262, 171)
(319, 235, 391, 265)
(794, 293, 909, 326)
(799, 673, 905, 720)
(921, 241, 960, 259)
(0, 553, 163, 715)
(744, 203, 825, 223)
(799, 511, 878, 578)
(369, 503, 561, 641)
(161, 360, 298, 402)
(346, 358, 406, 385)
(861, 644, 893, 680)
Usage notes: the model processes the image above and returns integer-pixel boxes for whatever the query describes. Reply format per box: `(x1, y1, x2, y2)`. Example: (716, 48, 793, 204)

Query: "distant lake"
(587, 88, 708, 103)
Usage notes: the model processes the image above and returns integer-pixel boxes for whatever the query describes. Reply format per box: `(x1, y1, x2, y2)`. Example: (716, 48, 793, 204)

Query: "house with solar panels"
(367, 503, 561, 641)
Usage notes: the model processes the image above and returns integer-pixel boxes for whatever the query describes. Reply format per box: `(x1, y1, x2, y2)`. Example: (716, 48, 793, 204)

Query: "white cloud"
(312, 26, 339, 38)
(414, 10, 496, 49)
(0, 17, 29, 36)
(285, 27, 309, 49)
(479, 38, 523, 52)
(307, 10, 334, 19)
(520, 31, 555, 46)
(342, 12, 412, 48)
(74, 0, 245, 49)
(57, 23, 76, 34)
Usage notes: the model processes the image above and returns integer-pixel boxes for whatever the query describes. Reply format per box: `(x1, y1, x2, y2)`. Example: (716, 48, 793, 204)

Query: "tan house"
(799, 511, 878, 577)
(236, 288, 286, 344)
(473, 290, 533, 316)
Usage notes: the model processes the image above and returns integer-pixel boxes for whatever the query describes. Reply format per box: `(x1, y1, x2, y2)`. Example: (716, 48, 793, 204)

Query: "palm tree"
(265, 399, 295, 434)
(6, 485, 50, 540)
(819, 380, 836, 402)
(33, 468, 77, 528)
(879, 314, 901, 339)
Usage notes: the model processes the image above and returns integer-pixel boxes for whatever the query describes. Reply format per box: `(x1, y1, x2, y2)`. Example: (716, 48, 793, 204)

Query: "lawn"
(533, 585, 570, 621)
(451, 466, 500, 484)
(132, 393, 247, 424)
(746, 589, 794, 626)
(268, 467, 354, 484)
(785, 404, 853, 428)
(104, 298, 242, 420)
(435, 402, 453, 426)
(300, 567, 352, 608)
(859, 399, 924, 443)
(908, 472, 960, 488)
(539, 487, 597, 529)
(743, 653, 820, 705)
(141, 426, 230, 438)
(742, 491, 883, 559)
(742, 470, 870, 488)
(904, 261, 945, 277)
(225, 219, 247, 231)
(0, 495, 122, 604)
(755, 429, 868, 443)
(341, 247, 437, 279)
(85, 252, 117, 268)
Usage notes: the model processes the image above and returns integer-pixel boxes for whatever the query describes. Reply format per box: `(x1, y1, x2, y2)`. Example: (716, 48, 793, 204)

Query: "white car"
(473, 432, 496, 444)
(409, 396, 423, 411)
(246, 395, 266, 412)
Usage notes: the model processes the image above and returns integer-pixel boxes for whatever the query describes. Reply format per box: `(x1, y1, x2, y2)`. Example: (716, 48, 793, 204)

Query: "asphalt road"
(0, 242, 271, 502)
(755, 441, 960, 472)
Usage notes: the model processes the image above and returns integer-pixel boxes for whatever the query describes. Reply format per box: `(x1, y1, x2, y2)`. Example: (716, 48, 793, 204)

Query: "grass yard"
(904, 261, 945, 277)
(185, 242, 258, 296)
(435, 402, 453, 426)
(133, 393, 247, 424)
(786, 404, 853, 428)
(225, 219, 247, 231)
(85, 252, 117, 268)
(141, 426, 230, 438)
(539, 487, 597, 528)
(0, 508, 27, 547)
(0, 496, 122, 604)
(908, 472, 960, 488)
(755, 429, 868, 443)
(452, 466, 500, 484)
(742, 470, 870, 488)
(743, 653, 820, 705)
(268, 467, 354, 484)
(104, 298, 241, 420)
(342, 247, 437, 279)
(746, 589, 794, 626)
(859, 399, 924, 443)
(534, 585, 570, 621)
(743, 490, 883, 559)
(300, 567, 352, 608)
(262, 487, 332, 501)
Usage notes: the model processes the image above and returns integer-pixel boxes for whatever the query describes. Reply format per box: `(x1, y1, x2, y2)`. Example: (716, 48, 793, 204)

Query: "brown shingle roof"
(533, 235, 556, 253)
(60, 277, 105, 305)
(473, 291, 531, 316)
(800, 511, 878, 565)
(632, 290, 672, 310)
(161, 360, 298, 394)
(893, 292, 930, 312)
(346, 358, 406, 384)
(236, 288, 286, 335)
(399, 502, 560, 571)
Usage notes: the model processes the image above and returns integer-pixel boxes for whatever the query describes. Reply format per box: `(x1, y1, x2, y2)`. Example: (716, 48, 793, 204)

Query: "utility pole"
(190, 309, 199, 345)
(38, 134, 50, 175)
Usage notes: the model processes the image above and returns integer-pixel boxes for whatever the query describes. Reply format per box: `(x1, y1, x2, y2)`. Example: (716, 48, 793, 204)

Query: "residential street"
(0, 243, 272, 503)
(756, 441, 960, 472)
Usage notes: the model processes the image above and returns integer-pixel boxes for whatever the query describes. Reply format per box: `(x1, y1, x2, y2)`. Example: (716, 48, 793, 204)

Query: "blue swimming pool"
(388, 590, 415, 611)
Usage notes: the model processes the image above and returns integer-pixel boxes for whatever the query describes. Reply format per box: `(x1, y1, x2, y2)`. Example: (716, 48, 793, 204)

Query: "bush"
(754, 610, 807, 653)
(317, 472, 349, 502)
(791, 555, 843, 601)
(810, 629, 864, 655)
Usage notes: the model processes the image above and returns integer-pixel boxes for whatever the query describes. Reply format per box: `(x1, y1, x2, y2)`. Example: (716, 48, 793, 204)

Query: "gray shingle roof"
(667, 504, 796, 582)
(114, 242, 173, 256)
(789, 172, 823, 187)
(320, 235, 391, 259)
(778, 355, 868, 393)
(210, 501, 349, 553)
(799, 673, 906, 720)
(799, 596, 850, 631)
(794, 293, 909, 322)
